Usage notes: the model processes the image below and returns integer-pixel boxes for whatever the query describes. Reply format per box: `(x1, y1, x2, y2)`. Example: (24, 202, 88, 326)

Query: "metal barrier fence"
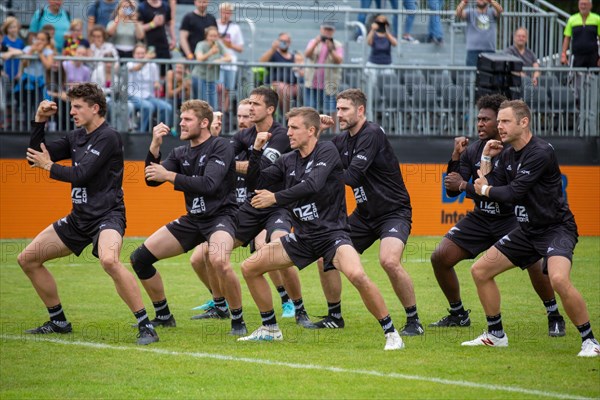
(1, 55, 598, 137)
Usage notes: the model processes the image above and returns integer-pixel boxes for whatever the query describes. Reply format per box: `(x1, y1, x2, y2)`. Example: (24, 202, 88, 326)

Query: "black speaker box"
(477, 53, 524, 73)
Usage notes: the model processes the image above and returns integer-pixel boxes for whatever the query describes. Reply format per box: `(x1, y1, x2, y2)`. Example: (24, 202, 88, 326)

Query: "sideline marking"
(1, 334, 593, 400)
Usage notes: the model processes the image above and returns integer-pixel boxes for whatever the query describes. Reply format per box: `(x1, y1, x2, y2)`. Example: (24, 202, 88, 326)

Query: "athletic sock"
(134, 308, 152, 328)
(153, 299, 171, 320)
(405, 305, 420, 322)
(214, 297, 228, 313)
(327, 301, 342, 320)
(292, 298, 306, 314)
(378, 314, 396, 334)
(543, 298, 561, 318)
(577, 321, 595, 342)
(260, 310, 277, 327)
(449, 300, 466, 315)
(48, 304, 68, 327)
(276, 286, 290, 304)
(486, 313, 504, 338)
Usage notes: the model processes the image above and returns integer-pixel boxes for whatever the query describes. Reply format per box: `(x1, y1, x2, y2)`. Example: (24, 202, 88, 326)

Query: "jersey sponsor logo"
(215, 160, 225, 167)
(71, 187, 88, 204)
(514, 205, 529, 223)
(90, 148, 100, 156)
(191, 196, 207, 214)
(263, 148, 282, 163)
(236, 187, 247, 203)
(292, 203, 319, 221)
(353, 186, 368, 203)
(356, 154, 367, 161)
(479, 201, 500, 215)
(316, 161, 327, 167)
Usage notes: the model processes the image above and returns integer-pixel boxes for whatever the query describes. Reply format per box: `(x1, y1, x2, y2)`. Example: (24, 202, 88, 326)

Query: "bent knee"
(379, 257, 401, 273)
(470, 263, 489, 283)
(346, 270, 371, 289)
(100, 256, 122, 274)
(17, 251, 38, 272)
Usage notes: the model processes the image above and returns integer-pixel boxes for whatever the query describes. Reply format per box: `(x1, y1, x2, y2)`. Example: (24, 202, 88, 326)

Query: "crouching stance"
(238, 107, 403, 350)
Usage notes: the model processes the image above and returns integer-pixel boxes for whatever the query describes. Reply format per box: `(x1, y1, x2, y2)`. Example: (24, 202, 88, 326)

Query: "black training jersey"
(249, 141, 348, 238)
(231, 121, 290, 195)
(447, 139, 513, 217)
(234, 151, 248, 207)
(330, 121, 411, 219)
(146, 135, 237, 218)
(486, 136, 575, 234)
(29, 121, 125, 221)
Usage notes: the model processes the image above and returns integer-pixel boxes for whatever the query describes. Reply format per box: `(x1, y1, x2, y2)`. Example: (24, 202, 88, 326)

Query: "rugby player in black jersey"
(22, 83, 158, 345)
(238, 107, 404, 350)
(430, 94, 566, 337)
(315, 89, 423, 336)
(129, 99, 247, 336)
(463, 100, 599, 357)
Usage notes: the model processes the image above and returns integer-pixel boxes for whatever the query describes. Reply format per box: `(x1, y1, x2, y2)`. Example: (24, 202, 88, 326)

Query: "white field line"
(0, 334, 593, 400)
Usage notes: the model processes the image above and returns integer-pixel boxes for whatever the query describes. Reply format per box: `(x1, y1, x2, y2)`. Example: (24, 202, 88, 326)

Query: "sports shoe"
(461, 331, 508, 347)
(384, 330, 405, 350)
(400, 320, 425, 336)
(192, 298, 215, 311)
(137, 324, 159, 345)
(130, 315, 177, 328)
(229, 321, 248, 336)
(548, 317, 566, 337)
(281, 301, 295, 318)
(237, 325, 283, 342)
(429, 309, 471, 327)
(310, 315, 345, 329)
(577, 338, 600, 357)
(295, 310, 313, 328)
(401, 35, 419, 44)
(25, 321, 72, 334)
(191, 306, 230, 320)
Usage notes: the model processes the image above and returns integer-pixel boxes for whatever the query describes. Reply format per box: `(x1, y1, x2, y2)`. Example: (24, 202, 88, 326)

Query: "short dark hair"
(67, 83, 107, 117)
(476, 94, 507, 114)
(337, 88, 367, 108)
(250, 86, 279, 111)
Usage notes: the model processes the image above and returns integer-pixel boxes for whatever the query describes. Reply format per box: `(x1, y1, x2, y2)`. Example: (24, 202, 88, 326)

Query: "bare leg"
(208, 231, 242, 310)
(430, 237, 471, 303)
(317, 258, 343, 303)
(379, 237, 416, 307)
(17, 224, 72, 307)
(470, 246, 516, 316)
(546, 256, 590, 326)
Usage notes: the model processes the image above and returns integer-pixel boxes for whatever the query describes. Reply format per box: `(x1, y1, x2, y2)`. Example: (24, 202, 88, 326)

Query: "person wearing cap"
(304, 23, 344, 116)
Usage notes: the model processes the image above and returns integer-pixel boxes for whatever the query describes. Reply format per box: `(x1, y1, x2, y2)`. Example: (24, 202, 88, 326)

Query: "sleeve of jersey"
(229, 132, 245, 156)
(145, 150, 166, 187)
(343, 132, 378, 187)
(29, 122, 71, 165)
(563, 17, 572, 37)
(275, 145, 337, 206)
(49, 132, 118, 185)
(173, 141, 232, 194)
(487, 148, 549, 203)
(249, 149, 284, 192)
(445, 152, 465, 198)
(260, 130, 288, 170)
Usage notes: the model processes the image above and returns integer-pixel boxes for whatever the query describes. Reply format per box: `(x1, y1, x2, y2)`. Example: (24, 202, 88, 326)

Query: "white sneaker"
(237, 325, 283, 342)
(578, 338, 600, 357)
(384, 330, 405, 350)
(461, 331, 508, 347)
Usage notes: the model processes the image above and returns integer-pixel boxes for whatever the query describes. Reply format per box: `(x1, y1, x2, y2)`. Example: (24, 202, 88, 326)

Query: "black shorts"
(166, 214, 236, 253)
(53, 211, 126, 258)
(573, 53, 599, 69)
(235, 202, 292, 246)
(280, 231, 353, 271)
(348, 211, 411, 254)
(494, 222, 579, 271)
(444, 212, 518, 258)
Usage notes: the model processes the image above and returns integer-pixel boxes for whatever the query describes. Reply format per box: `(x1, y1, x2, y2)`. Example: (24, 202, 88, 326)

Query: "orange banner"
(1, 160, 598, 238)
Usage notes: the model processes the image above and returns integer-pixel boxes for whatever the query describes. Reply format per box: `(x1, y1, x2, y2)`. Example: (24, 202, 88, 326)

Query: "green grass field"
(1, 237, 599, 399)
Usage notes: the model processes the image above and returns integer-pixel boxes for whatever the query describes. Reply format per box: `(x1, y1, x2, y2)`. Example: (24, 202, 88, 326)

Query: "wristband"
(481, 155, 491, 163)
(186, 53, 194, 60)
(481, 184, 489, 196)
(149, 21, 156, 29)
